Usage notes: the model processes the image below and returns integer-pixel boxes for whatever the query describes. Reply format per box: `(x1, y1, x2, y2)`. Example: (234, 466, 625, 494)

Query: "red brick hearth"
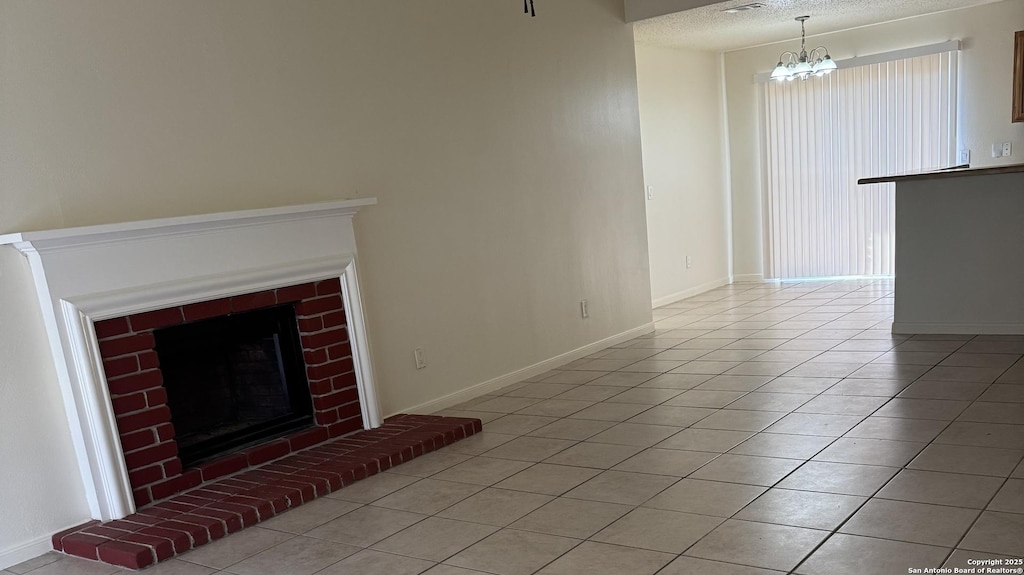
(94, 278, 363, 507)
(52, 414, 482, 570)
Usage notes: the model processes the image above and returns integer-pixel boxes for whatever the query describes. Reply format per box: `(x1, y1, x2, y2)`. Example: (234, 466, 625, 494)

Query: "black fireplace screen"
(154, 304, 313, 466)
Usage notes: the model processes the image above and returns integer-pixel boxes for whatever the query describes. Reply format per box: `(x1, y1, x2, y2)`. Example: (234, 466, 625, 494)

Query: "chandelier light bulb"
(815, 55, 838, 74)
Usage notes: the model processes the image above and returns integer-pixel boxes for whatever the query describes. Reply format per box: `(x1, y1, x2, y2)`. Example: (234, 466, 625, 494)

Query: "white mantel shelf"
(2, 198, 379, 523)
(0, 198, 377, 252)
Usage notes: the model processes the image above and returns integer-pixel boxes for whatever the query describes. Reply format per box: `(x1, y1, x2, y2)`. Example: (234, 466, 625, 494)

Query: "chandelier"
(771, 16, 837, 81)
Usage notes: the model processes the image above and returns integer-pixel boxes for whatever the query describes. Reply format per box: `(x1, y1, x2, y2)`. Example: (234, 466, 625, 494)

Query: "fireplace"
(0, 199, 379, 521)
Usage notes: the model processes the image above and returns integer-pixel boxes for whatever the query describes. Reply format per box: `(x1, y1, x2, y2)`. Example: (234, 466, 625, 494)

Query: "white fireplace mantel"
(1, 198, 379, 521)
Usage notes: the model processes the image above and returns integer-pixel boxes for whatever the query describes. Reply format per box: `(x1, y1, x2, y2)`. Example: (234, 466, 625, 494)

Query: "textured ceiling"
(631, 0, 1006, 51)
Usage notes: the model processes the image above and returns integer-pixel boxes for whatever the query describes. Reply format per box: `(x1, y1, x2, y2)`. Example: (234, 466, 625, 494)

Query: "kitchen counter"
(861, 165, 1024, 334)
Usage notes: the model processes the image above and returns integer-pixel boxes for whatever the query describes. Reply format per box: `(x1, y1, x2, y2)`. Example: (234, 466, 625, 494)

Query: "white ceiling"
(630, 0, 1006, 51)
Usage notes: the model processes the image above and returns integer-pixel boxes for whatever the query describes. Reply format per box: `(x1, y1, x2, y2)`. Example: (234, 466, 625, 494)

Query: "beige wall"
(724, 0, 1024, 278)
(635, 45, 731, 305)
(0, 249, 91, 563)
(0, 0, 652, 563)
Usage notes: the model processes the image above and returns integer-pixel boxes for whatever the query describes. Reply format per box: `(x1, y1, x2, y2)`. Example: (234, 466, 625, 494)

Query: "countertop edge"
(858, 163, 1024, 185)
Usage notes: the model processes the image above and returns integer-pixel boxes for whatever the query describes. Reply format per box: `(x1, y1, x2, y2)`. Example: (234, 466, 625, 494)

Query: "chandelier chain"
(801, 18, 806, 54)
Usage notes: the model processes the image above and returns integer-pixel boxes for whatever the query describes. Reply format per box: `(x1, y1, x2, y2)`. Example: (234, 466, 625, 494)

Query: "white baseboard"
(0, 531, 60, 570)
(892, 322, 1024, 335)
(651, 277, 731, 309)
(393, 322, 656, 417)
(730, 273, 765, 283)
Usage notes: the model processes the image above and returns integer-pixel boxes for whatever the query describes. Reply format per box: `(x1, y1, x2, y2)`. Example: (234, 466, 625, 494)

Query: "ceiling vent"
(722, 3, 766, 14)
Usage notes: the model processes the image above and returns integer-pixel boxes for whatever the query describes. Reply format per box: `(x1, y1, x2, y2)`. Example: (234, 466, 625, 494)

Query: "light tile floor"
(8, 280, 1024, 574)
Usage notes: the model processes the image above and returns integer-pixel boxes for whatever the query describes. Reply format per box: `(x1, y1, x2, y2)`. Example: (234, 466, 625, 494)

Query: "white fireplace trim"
(0, 199, 378, 521)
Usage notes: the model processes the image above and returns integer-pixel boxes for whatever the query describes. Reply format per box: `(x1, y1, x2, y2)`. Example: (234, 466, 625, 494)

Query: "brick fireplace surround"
(95, 278, 363, 508)
(54, 276, 484, 570)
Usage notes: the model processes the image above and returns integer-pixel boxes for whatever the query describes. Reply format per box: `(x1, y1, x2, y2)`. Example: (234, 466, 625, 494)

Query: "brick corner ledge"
(52, 414, 482, 570)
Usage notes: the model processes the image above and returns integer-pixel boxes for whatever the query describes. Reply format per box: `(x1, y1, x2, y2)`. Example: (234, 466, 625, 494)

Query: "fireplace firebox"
(154, 305, 314, 467)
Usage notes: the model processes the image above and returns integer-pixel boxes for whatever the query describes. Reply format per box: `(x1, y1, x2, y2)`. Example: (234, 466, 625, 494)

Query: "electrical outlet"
(958, 149, 970, 165)
(993, 143, 1013, 158)
(646, 186, 654, 200)
(580, 299, 589, 319)
(685, 256, 693, 269)
(413, 348, 427, 369)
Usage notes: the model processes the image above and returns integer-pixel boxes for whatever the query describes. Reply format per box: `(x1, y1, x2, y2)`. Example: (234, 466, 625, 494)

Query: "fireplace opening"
(154, 304, 314, 467)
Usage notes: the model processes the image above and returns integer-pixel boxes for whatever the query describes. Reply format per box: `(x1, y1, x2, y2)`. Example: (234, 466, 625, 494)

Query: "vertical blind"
(761, 49, 958, 279)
